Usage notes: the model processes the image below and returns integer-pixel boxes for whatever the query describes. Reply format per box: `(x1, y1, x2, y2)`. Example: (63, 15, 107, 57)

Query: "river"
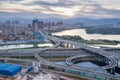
(52, 29, 120, 48)
(0, 43, 53, 50)
(52, 29, 120, 41)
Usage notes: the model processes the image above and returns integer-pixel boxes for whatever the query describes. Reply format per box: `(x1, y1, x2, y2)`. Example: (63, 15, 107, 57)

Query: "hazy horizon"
(0, 0, 120, 19)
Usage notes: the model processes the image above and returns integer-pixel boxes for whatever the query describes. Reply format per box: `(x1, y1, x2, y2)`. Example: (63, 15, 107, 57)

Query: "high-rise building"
(32, 19, 39, 39)
(38, 21, 44, 29)
(12, 20, 20, 24)
(32, 19, 38, 33)
(52, 22, 55, 26)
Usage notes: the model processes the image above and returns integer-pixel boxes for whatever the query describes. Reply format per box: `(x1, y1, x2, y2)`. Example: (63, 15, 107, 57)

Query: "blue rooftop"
(0, 63, 22, 76)
(0, 63, 11, 70)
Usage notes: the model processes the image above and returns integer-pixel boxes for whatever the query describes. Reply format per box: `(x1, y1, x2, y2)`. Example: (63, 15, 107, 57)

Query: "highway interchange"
(35, 35, 120, 80)
(0, 34, 120, 80)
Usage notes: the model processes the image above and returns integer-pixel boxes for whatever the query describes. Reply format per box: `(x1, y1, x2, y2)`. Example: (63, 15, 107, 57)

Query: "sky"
(0, 0, 120, 19)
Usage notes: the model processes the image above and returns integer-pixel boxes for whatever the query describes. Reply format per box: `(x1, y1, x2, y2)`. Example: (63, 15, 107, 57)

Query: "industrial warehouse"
(0, 61, 59, 80)
(0, 63, 21, 76)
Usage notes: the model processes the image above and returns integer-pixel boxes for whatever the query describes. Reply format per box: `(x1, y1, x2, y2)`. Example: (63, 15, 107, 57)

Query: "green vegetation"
(75, 56, 98, 61)
(54, 35, 120, 45)
(42, 56, 70, 61)
(8, 56, 36, 59)
(85, 27, 120, 35)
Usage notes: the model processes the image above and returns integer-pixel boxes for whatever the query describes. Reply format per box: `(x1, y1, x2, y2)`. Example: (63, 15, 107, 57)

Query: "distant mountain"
(64, 18, 120, 25)
(0, 17, 120, 25)
(38, 18, 64, 22)
(0, 18, 32, 24)
(0, 17, 64, 24)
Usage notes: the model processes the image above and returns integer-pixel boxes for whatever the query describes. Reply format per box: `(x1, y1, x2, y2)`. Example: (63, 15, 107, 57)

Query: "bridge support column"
(67, 44, 71, 48)
(34, 44, 38, 48)
(113, 67, 115, 70)
(68, 44, 75, 48)
(116, 59, 119, 67)
(69, 44, 73, 48)
(94, 71, 97, 79)
(72, 45, 75, 48)
(69, 44, 71, 48)
(66, 44, 69, 48)
(110, 68, 115, 74)
(64, 43, 68, 48)
(101, 56, 106, 62)
(98, 55, 101, 61)
(105, 58, 109, 64)
(110, 68, 113, 74)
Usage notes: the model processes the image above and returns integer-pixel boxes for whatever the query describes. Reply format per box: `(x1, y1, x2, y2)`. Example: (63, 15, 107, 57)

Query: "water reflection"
(0, 43, 53, 50)
(38, 43, 53, 47)
(95, 44, 120, 48)
(88, 44, 120, 48)
(52, 29, 120, 41)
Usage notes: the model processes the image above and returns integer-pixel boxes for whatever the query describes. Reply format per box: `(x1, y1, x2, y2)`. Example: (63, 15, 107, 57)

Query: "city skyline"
(0, 0, 120, 19)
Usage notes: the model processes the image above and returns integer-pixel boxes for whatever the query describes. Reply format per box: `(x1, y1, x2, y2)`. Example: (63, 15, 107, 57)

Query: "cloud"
(0, 0, 23, 2)
(0, 11, 65, 19)
(23, 0, 76, 8)
(0, 0, 119, 18)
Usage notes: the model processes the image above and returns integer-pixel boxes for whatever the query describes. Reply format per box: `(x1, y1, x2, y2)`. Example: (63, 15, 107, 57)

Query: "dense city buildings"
(0, 20, 33, 41)
(0, 19, 63, 42)
(0, 0, 119, 80)
(0, 20, 32, 36)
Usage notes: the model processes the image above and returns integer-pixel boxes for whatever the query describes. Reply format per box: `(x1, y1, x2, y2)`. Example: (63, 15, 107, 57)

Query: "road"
(34, 34, 120, 80)
(0, 33, 120, 79)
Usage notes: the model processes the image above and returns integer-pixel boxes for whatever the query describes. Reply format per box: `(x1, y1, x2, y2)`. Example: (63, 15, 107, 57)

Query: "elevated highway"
(33, 34, 120, 79)
(1, 33, 120, 79)
(45, 35, 118, 69)
(0, 57, 33, 62)
(0, 48, 90, 57)
(34, 44, 120, 80)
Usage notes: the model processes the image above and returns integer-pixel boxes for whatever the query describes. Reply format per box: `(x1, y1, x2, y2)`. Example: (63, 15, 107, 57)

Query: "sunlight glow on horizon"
(0, 0, 119, 18)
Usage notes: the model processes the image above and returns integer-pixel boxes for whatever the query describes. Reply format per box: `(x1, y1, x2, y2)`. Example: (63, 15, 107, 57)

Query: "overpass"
(45, 35, 118, 69)
(33, 34, 120, 79)
(0, 33, 120, 79)
(0, 48, 90, 57)
(34, 43, 120, 80)
(0, 57, 33, 62)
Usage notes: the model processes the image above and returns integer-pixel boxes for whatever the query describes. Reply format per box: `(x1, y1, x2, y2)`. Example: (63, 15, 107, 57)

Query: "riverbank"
(0, 42, 53, 51)
(84, 27, 120, 35)
(52, 29, 120, 41)
(54, 35, 120, 45)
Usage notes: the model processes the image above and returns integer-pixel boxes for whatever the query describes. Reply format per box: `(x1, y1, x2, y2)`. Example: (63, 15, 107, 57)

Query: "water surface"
(52, 29, 120, 41)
